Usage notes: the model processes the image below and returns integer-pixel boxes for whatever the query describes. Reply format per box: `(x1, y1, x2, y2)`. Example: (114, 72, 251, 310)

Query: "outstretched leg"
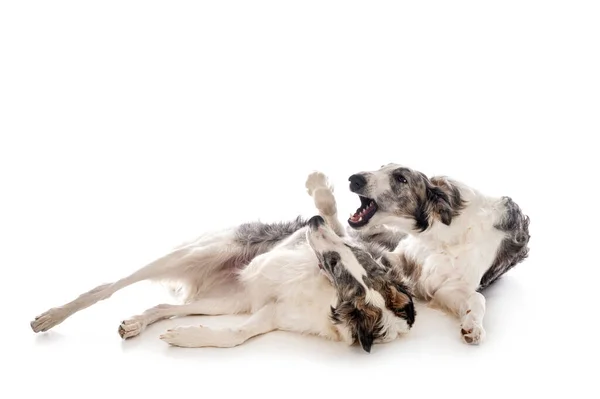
(30, 241, 233, 333)
(118, 292, 251, 339)
(305, 171, 346, 237)
(431, 281, 486, 345)
(160, 303, 277, 348)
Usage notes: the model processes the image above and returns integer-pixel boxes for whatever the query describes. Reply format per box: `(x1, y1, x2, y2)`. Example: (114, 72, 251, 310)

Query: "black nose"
(308, 215, 325, 229)
(348, 174, 367, 192)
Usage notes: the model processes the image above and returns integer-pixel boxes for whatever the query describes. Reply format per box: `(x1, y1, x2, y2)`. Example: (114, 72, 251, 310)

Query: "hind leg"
(30, 240, 233, 333)
(160, 303, 277, 348)
(305, 171, 346, 237)
(118, 292, 251, 339)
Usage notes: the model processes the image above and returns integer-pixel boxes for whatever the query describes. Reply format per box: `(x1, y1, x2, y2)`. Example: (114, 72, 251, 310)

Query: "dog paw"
(160, 326, 239, 348)
(305, 171, 332, 196)
(313, 188, 337, 216)
(460, 319, 486, 345)
(118, 317, 147, 339)
(30, 308, 68, 333)
(160, 326, 204, 348)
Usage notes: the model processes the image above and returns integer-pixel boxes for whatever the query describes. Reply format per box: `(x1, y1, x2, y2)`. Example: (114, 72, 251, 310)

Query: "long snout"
(307, 215, 325, 230)
(306, 215, 344, 252)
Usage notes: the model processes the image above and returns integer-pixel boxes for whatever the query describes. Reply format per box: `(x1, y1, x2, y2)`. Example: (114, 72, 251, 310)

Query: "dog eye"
(329, 259, 338, 269)
(394, 174, 407, 184)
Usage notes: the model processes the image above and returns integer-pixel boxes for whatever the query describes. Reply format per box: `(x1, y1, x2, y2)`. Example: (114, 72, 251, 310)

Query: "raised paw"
(305, 171, 332, 196)
(460, 319, 486, 345)
(30, 308, 69, 333)
(118, 317, 147, 339)
(313, 188, 337, 216)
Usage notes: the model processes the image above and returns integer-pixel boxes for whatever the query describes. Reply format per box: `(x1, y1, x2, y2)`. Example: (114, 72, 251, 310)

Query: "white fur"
(361, 166, 509, 344)
(30, 172, 410, 350)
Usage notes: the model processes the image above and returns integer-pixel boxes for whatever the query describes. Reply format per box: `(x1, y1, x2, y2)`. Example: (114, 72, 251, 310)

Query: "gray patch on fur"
(348, 246, 387, 277)
(351, 166, 466, 232)
(380, 252, 427, 300)
(235, 216, 309, 246)
(478, 197, 530, 290)
(348, 226, 407, 260)
(325, 245, 416, 352)
(234, 216, 309, 259)
(355, 227, 406, 252)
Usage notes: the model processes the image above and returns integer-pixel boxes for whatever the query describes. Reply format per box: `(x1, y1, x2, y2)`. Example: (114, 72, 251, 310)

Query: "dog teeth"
(358, 217, 363, 222)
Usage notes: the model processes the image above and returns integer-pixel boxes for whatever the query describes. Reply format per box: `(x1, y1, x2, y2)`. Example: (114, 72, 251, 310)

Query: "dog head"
(306, 215, 415, 353)
(346, 163, 466, 233)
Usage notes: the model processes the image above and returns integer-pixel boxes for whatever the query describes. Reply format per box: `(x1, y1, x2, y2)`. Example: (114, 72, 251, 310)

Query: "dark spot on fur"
(428, 176, 466, 226)
(383, 252, 421, 286)
(382, 171, 466, 232)
(347, 246, 386, 277)
(330, 298, 382, 353)
(321, 251, 342, 275)
(385, 284, 415, 327)
(413, 199, 430, 231)
(380, 255, 392, 269)
(402, 256, 421, 283)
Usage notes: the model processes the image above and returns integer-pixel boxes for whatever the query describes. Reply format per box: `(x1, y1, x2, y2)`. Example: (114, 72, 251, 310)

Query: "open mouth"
(348, 195, 378, 228)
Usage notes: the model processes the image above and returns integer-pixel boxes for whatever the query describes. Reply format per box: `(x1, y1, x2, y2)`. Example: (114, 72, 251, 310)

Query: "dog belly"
(237, 242, 340, 319)
(406, 231, 506, 296)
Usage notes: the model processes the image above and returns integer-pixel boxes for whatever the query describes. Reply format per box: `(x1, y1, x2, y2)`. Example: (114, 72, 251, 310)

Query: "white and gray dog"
(30, 164, 529, 349)
(30, 172, 415, 353)
(344, 163, 530, 344)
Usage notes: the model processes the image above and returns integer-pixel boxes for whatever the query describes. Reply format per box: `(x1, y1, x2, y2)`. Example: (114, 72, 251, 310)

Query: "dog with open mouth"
(344, 163, 530, 344)
(30, 172, 415, 353)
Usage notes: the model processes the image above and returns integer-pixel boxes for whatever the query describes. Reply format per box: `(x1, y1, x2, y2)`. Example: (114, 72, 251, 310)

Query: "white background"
(1, 1, 599, 398)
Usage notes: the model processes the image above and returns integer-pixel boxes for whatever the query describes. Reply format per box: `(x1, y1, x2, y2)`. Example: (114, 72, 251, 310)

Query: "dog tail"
(478, 197, 531, 290)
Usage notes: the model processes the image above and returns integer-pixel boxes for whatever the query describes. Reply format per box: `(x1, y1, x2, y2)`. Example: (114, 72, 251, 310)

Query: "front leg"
(160, 303, 277, 348)
(432, 282, 486, 345)
(305, 171, 346, 237)
(382, 247, 486, 345)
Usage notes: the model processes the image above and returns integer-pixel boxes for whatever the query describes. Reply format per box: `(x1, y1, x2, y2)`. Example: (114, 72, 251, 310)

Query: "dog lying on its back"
(30, 172, 415, 352)
(344, 163, 531, 344)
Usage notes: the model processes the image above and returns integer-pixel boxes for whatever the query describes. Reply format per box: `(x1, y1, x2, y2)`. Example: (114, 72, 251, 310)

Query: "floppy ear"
(387, 284, 410, 309)
(331, 299, 380, 353)
(330, 304, 374, 352)
(426, 184, 453, 226)
(357, 323, 375, 353)
(354, 300, 384, 353)
(386, 284, 416, 327)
